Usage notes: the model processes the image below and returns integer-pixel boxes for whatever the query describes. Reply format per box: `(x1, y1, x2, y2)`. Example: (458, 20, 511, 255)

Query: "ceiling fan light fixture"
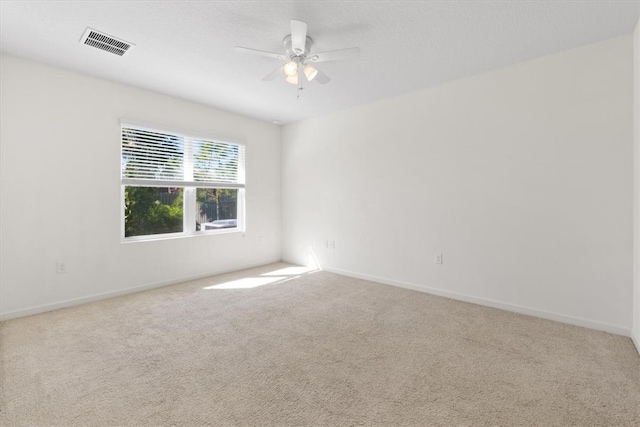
(236, 19, 358, 92)
(303, 64, 318, 81)
(285, 74, 299, 85)
(283, 61, 298, 77)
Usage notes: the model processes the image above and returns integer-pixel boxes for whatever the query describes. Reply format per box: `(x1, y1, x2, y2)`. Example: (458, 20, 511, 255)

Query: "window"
(121, 123, 245, 240)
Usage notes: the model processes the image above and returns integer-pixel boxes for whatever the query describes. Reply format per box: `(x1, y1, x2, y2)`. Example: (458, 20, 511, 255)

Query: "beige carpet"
(1, 262, 639, 426)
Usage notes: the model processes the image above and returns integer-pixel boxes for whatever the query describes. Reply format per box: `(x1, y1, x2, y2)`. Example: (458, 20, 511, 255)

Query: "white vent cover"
(80, 28, 134, 56)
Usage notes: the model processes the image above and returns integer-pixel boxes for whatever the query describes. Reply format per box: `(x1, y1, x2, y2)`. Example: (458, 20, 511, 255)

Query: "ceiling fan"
(235, 20, 359, 91)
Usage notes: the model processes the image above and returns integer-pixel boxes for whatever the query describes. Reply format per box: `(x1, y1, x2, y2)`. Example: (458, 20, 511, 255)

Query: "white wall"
(0, 54, 281, 319)
(282, 35, 634, 335)
(633, 19, 640, 351)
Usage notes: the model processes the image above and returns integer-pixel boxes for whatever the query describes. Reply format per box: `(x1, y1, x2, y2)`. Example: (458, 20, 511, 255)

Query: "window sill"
(121, 229, 245, 244)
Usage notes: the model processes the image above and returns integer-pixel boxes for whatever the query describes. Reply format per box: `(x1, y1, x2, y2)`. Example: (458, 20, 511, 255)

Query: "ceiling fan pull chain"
(297, 71, 304, 100)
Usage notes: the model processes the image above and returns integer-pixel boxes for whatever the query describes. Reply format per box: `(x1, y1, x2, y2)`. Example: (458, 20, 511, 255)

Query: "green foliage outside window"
(124, 187, 183, 237)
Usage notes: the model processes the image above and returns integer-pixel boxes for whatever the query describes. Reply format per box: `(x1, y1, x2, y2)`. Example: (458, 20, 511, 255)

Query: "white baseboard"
(5, 259, 633, 341)
(0, 258, 281, 322)
(632, 331, 640, 355)
(324, 266, 631, 337)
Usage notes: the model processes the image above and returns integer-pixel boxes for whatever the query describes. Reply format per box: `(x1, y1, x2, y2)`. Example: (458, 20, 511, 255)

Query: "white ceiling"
(1, 1, 638, 124)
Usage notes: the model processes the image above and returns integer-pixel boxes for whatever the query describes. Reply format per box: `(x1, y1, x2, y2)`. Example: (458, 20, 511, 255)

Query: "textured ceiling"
(1, 1, 638, 124)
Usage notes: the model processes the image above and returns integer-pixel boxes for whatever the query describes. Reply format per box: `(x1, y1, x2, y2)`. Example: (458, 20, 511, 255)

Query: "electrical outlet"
(330, 240, 336, 249)
(435, 254, 443, 265)
(56, 261, 67, 274)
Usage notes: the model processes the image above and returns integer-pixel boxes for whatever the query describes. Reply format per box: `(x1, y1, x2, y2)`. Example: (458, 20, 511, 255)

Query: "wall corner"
(633, 18, 640, 355)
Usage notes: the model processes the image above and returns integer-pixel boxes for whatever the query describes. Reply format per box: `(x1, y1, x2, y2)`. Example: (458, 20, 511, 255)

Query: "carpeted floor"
(1, 262, 639, 426)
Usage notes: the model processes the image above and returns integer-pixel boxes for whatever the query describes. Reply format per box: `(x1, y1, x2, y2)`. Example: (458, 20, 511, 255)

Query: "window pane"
(122, 128, 184, 181)
(196, 189, 238, 231)
(124, 187, 184, 237)
(193, 140, 241, 184)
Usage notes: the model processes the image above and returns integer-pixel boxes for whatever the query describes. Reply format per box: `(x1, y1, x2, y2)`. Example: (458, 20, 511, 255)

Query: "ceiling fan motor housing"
(283, 35, 313, 59)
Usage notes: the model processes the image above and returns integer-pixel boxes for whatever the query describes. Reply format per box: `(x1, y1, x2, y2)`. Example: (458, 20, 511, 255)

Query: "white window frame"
(120, 120, 245, 242)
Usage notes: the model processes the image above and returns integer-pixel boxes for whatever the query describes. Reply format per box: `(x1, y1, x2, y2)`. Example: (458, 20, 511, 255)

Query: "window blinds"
(121, 125, 245, 188)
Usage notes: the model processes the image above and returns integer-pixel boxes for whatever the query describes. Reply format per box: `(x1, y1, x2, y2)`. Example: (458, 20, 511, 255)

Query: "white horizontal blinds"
(122, 127, 184, 181)
(193, 139, 245, 185)
(121, 125, 245, 188)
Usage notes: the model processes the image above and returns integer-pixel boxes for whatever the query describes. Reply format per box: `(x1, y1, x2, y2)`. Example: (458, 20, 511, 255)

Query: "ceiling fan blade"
(291, 20, 307, 55)
(313, 69, 331, 85)
(234, 46, 287, 61)
(262, 66, 283, 81)
(308, 47, 360, 63)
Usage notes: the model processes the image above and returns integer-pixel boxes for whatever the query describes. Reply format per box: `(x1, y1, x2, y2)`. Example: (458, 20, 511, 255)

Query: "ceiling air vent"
(80, 28, 134, 56)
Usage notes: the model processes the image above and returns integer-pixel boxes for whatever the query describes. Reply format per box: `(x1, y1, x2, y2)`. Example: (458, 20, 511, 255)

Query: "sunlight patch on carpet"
(204, 276, 287, 290)
(261, 266, 318, 276)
